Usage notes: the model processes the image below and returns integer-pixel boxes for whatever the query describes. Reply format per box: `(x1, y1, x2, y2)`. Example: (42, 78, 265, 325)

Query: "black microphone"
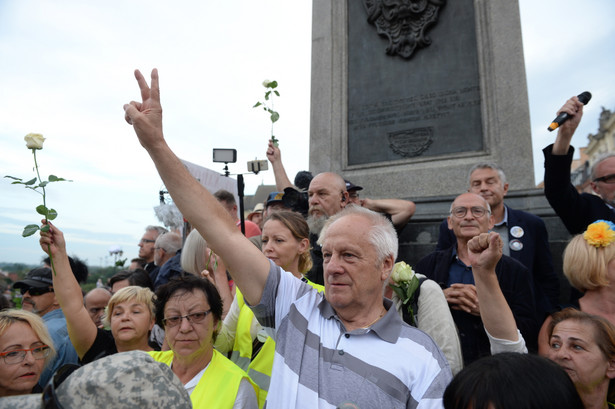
(547, 91, 592, 131)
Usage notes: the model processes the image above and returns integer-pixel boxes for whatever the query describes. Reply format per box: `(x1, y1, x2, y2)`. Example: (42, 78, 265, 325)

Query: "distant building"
(243, 184, 277, 216)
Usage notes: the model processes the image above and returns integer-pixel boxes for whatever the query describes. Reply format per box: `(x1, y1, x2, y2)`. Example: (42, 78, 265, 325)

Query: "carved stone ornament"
(362, 0, 446, 59)
(388, 127, 433, 157)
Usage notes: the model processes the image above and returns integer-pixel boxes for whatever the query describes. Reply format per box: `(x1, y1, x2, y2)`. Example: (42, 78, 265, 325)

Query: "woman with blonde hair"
(0, 309, 55, 396)
(539, 220, 615, 353)
(215, 210, 322, 407)
(39, 221, 157, 364)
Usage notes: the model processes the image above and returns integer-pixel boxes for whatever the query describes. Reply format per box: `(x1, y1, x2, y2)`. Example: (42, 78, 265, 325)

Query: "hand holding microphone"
(547, 91, 591, 131)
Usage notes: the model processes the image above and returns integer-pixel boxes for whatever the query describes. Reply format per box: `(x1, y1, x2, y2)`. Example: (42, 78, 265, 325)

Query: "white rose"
(391, 261, 415, 283)
(262, 79, 272, 88)
(24, 133, 45, 150)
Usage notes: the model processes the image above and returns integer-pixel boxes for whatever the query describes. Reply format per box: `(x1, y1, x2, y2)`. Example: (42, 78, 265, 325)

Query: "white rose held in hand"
(24, 133, 46, 150)
(4, 134, 72, 275)
(253, 79, 281, 146)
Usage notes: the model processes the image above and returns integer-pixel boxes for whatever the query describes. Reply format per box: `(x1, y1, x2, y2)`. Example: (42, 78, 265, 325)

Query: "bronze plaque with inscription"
(347, 0, 482, 165)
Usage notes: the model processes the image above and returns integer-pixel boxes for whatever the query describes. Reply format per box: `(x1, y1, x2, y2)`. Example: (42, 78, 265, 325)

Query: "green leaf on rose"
(270, 111, 280, 123)
(38, 181, 48, 188)
(269, 81, 278, 88)
(48, 175, 70, 182)
(253, 102, 262, 108)
(40, 224, 50, 232)
(405, 277, 420, 300)
(24, 177, 37, 186)
(47, 209, 58, 220)
(22, 224, 40, 237)
(390, 284, 406, 303)
(274, 90, 280, 97)
(4, 175, 22, 181)
(36, 205, 49, 216)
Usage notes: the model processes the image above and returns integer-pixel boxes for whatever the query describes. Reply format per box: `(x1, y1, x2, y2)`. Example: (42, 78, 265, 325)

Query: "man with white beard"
(305, 172, 349, 285)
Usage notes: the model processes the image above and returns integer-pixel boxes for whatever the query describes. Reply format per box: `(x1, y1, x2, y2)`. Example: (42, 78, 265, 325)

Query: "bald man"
(84, 288, 112, 328)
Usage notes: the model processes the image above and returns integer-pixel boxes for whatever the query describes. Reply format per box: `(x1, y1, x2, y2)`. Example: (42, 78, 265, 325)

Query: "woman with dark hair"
(444, 352, 583, 409)
(149, 275, 257, 408)
(215, 211, 322, 406)
(108, 268, 153, 293)
(545, 308, 615, 409)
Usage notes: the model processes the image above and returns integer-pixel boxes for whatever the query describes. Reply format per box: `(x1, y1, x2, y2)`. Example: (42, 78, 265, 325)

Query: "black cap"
(266, 191, 285, 206)
(13, 267, 53, 289)
(345, 180, 363, 192)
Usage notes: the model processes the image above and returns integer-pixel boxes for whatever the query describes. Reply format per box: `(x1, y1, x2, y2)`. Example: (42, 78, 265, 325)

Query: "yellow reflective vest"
(232, 280, 324, 408)
(149, 349, 256, 409)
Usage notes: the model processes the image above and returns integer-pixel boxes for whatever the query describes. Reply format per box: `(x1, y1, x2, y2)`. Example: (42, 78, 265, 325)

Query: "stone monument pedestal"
(309, 0, 534, 198)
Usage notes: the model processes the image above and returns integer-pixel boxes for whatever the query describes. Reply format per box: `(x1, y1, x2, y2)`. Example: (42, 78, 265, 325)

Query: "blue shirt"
(39, 309, 79, 387)
(447, 246, 474, 287)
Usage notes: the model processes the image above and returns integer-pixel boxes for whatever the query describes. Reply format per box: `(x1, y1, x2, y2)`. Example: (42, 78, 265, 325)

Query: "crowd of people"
(1, 70, 614, 408)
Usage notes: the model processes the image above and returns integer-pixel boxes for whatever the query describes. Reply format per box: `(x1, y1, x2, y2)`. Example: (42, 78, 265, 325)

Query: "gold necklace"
(363, 308, 386, 328)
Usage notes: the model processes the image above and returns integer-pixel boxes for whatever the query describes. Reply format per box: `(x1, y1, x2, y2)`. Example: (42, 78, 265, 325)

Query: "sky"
(1, 0, 614, 267)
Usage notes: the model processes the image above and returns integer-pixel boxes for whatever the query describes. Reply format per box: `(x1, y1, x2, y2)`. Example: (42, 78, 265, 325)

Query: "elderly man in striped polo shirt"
(124, 68, 452, 408)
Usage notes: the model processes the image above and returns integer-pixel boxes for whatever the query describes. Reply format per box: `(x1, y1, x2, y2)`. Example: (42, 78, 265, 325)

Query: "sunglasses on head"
(19, 286, 54, 296)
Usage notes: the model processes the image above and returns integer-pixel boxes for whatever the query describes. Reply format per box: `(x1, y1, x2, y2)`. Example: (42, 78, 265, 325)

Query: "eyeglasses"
(42, 363, 81, 409)
(0, 345, 51, 365)
(139, 238, 155, 244)
(19, 286, 54, 296)
(450, 206, 490, 218)
(163, 310, 212, 328)
(593, 173, 615, 184)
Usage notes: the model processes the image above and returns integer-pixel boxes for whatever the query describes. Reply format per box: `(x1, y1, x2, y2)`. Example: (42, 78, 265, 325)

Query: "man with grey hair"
(123, 69, 451, 408)
(436, 162, 558, 321)
(543, 95, 615, 234)
(152, 231, 184, 289)
(138, 225, 168, 284)
(419, 193, 537, 364)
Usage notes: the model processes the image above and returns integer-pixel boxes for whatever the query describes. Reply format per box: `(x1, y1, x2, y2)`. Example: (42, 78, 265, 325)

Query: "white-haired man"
(123, 69, 451, 408)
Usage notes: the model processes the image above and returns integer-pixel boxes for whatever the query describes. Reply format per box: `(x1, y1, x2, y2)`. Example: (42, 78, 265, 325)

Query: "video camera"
(282, 187, 309, 217)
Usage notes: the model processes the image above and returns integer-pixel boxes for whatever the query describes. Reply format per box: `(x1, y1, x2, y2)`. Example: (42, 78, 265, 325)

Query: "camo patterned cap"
(0, 351, 192, 409)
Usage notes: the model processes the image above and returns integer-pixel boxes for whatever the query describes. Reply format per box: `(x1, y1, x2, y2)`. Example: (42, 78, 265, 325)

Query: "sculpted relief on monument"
(347, 0, 482, 165)
(362, 0, 447, 59)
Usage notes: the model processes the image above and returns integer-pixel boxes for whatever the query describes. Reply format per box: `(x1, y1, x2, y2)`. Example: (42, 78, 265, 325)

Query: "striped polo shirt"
(250, 261, 452, 408)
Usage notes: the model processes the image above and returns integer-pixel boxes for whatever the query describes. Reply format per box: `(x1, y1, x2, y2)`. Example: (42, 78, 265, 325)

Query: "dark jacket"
(415, 246, 538, 365)
(153, 250, 184, 290)
(436, 205, 558, 318)
(543, 144, 615, 234)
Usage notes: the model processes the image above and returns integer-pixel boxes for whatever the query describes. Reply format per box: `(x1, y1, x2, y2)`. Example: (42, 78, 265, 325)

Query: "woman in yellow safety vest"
(215, 211, 323, 407)
(149, 275, 258, 408)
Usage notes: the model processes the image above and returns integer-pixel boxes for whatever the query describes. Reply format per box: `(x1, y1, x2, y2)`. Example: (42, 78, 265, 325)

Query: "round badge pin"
(509, 239, 523, 251)
(510, 226, 524, 238)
